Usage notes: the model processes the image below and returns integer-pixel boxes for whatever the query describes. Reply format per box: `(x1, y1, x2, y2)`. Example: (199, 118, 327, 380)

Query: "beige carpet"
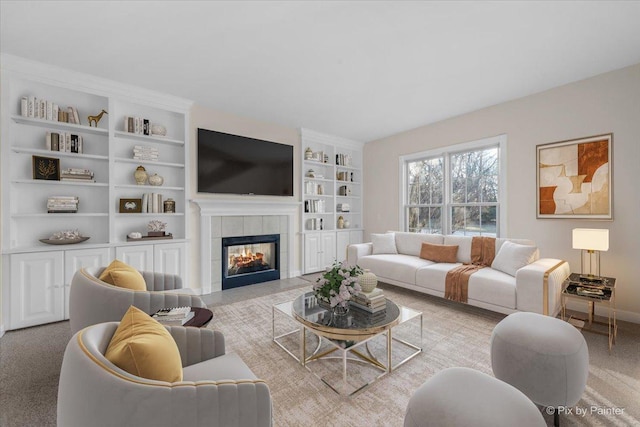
(207, 283, 640, 427)
(1, 282, 639, 426)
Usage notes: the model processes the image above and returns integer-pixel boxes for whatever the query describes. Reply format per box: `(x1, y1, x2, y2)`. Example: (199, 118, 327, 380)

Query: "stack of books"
(124, 116, 152, 135)
(47, 196, 79, 213)
(151, 306, 194, 326)
(133, 145, 159, 161)
(46, 132, 83, 153)
(350, 288, 386, 313)
(141, 193, 164, 213)
(60, 168, 94, 182)
(20, 96, 80, 124)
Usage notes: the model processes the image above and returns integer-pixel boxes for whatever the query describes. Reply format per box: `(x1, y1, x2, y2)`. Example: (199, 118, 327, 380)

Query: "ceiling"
(2, 1, 640, 142)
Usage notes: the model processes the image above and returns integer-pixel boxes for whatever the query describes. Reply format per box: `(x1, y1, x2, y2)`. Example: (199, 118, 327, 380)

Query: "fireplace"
(222, 234, 280, 290)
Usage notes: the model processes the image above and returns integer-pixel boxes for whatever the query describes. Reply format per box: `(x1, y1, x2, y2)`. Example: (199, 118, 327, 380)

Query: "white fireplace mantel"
(191, 198, 300, 216)
(191, 198, 300, 293)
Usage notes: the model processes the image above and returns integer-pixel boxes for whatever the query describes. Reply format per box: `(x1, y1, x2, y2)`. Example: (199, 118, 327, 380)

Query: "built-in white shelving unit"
(300, 129, 364, 273)
(0, 54, 192, 330)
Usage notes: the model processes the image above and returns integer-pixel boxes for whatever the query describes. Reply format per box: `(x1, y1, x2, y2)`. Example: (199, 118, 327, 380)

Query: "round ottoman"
(404, 367, 545, 427)
(490, 312, 589, 424)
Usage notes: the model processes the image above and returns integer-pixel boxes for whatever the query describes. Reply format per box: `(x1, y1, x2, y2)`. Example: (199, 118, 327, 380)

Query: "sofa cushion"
(371, 233, 398, 254)
(98, 259, 146, 291)
(395, 232, 444, 256)
(492, 241, 539, 277)
(182, 352, 258, 382)
(419, 242, 459, 263)
(468, 268, 517, 309)
(415, 263, 462, 292)
(105, 305, 183, 382)
(358, 254, 434, 285)
(443, 236, 473, 263)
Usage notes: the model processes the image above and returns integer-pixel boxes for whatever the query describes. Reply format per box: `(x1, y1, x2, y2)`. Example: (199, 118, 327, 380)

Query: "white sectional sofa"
(347, 232, 570, 316)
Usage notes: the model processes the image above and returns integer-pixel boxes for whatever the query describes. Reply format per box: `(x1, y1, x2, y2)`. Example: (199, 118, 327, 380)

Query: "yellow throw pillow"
(419, 242, 459, 263)
(99, 259, 146, 291)
(105, 305, 183, 382)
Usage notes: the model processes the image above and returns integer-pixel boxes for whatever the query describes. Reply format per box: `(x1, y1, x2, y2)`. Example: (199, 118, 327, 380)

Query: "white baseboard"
(290, 269, 303, 279)
(0, 324, 5, 339)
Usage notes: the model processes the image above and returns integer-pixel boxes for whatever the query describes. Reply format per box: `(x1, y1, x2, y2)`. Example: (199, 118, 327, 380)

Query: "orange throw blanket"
(445, 237, 496, 303)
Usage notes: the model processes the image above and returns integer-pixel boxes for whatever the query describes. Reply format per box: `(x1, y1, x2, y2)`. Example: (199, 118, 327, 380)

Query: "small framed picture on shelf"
(32, 155, 60, 180)
(119, 198, 142, 213)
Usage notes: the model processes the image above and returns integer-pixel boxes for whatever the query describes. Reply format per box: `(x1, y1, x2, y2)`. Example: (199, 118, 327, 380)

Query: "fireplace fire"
(222, 234, 280, 289)
(227, 244, 272, 276)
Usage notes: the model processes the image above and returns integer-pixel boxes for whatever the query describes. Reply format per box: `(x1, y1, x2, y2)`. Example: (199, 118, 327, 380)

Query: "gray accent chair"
(58, 322, 273, 427)
(404, 367, 545, 427)
(69, 267, 206, 334)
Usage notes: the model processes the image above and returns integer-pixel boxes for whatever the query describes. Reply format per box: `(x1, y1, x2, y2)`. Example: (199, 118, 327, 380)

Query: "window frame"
(399, 134, 507, 237)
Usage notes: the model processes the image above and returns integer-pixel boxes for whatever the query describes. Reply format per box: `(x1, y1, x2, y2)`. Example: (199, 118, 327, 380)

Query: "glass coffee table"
(272, 292, 422, 395)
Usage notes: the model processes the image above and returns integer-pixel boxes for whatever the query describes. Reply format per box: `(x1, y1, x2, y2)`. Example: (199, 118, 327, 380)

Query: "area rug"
(206, 284, 640, 426)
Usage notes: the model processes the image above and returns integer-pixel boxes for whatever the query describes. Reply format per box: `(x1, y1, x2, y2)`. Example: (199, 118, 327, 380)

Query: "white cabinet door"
(321, 232, 336, 268)
(336, 231, 350, 263)
(116, 245, 154, 271)
(10, 252, 64, 329)
(304, 233, 322, 274)
(154, 243, 185, 278)
(64, 247, 112, 319)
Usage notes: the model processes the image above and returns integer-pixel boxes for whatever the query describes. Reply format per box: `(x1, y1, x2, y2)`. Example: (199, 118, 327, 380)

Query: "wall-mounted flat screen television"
(197, 128, 294, 196)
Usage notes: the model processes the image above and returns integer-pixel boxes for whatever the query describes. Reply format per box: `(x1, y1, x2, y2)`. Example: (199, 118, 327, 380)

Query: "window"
(401, 135, 505, 237)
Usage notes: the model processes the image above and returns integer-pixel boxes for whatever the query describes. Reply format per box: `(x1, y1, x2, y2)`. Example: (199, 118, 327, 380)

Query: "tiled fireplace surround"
(193, 200, 299, 293)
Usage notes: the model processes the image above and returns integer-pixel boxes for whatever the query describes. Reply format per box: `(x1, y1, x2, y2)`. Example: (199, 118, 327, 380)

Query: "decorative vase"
(332, 304, 350, 317)
(163, 198, 175, 213)
(151, 124, 166, 136)
(148, 173, 164, 186)
(337, 215, 344, 229)
(343, 219, 350, 228)
(304, 147, 313, 160)
(134, 165, 147, 185)
(359, 269, 378, 293)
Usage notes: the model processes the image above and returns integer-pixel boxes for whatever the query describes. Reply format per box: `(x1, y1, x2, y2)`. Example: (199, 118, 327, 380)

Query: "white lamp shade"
(572, 228, 609, 251)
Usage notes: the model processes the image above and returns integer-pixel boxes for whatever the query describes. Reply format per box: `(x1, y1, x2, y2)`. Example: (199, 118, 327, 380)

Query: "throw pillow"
(99, 259, 146, 291)
(105, 305, 183, 382)
(419, 242, 459, 263)
(491, 241, 539, 277)
(371, 233, 398, 254)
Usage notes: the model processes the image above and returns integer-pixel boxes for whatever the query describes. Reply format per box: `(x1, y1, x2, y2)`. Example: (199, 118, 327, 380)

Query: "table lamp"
(572, 228, 609, 279)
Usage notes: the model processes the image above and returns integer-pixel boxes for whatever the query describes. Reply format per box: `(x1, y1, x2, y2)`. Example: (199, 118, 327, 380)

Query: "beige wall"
(187, 106, 301, 290)
(363, 63, 640, 321)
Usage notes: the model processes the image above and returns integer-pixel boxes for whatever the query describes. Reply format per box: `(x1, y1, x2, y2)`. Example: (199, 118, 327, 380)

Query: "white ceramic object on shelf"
(151, 124, 166, 136)
(148, 173, 164, 186)
(359, 269, 378, 293)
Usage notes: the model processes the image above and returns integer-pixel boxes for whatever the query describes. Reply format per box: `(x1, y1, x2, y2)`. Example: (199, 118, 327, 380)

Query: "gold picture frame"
(32, 155, 60, 180)
(536, 133, 612, 219)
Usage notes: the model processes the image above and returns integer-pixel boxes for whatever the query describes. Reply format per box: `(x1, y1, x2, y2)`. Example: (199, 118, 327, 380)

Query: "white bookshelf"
(300, 129, 364, 273)
(0, 54, 192, 330)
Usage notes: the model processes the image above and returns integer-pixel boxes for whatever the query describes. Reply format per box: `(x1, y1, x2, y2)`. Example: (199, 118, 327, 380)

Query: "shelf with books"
(301, 129, 364, 272)
(12, 147, 108, 161)
(12, 115, 109, 136)
(12, 213, 109, 218)
(113, 130, 184, 146)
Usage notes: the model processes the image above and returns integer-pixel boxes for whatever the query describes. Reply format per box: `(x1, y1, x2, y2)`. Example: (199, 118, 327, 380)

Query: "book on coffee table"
(152, 310, 195, 326)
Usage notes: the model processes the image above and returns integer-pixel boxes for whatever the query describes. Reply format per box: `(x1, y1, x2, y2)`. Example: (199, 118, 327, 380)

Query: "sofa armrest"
(515, 259, 570, 316)
(142, 271, 183, 291)
(167, 327, 226, 367)
(347, 242, 373, 266)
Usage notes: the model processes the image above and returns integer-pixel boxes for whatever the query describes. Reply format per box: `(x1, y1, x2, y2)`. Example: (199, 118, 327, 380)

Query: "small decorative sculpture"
(147, 220, 167, 237)
(148, 220, 167, 232)
(148, 173, 164, 186)
(134, 165, 148, 185)
(87, 109, 108, 127)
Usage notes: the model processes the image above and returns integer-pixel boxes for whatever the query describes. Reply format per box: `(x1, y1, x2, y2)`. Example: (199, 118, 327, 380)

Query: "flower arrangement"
(313, 262, 363, 308)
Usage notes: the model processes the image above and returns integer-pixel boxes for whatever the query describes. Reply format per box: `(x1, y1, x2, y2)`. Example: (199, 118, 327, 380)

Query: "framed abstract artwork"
(536, 134, 612, 219)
